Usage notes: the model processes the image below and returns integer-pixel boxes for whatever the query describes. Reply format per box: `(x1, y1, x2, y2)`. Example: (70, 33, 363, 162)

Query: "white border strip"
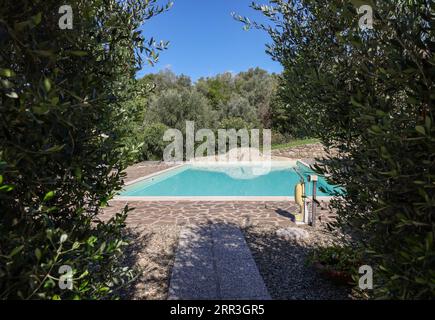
(113, 196, 334, 202)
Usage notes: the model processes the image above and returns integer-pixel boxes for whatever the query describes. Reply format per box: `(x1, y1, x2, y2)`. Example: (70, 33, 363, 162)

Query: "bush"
(271, 131, 288, 145)
(0, 0, 169, 299)
(307, 245, 362, 285)
(142, 123, 169, 161)
(242, 0, 435, 298)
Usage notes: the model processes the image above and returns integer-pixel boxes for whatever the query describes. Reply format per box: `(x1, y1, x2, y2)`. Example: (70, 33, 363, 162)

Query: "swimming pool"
(118, 161, 341, 200)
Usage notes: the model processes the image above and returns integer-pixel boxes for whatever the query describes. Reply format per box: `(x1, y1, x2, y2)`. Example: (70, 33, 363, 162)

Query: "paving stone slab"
(168, 224, 271, 300)
(212, 225, 254, 261)
(217, 262, 271, 300)
(178, 226, 213, 250)
(168, 245, 217, 300)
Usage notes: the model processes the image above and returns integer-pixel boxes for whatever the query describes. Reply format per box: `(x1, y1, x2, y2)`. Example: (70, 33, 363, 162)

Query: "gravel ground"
(121, 225, 181, 300)
(242, 225, 353, 300)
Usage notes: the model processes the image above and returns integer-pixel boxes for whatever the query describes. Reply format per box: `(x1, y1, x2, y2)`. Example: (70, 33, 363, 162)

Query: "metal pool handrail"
(293, 167, 305, 184)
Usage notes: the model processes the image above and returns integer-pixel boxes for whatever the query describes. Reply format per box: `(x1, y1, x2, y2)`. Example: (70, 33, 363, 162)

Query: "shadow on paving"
(116, 221, 351, 300)
(117, 226, 179, 300)
(274, 208, 296, 221)
(242, 226, 353, 300)
(168, 222, 271, 300)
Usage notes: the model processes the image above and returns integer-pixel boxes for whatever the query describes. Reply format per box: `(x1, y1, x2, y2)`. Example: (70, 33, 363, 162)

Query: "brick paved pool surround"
(102, 200, 334, 227)
(103, 160, 334, 227)
(116, 160, 333, 202)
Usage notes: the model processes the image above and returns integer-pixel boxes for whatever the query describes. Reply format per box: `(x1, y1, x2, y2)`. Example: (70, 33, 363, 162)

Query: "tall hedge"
(241, 0, 434, 298)
(0, 0, 170, 299)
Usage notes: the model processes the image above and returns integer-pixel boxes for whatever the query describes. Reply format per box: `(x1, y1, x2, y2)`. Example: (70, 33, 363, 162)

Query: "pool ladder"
(293, 168, 310, 225)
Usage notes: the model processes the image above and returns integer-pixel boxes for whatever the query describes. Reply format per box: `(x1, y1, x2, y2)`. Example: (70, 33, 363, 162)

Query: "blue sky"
(138, 0, 282, 81)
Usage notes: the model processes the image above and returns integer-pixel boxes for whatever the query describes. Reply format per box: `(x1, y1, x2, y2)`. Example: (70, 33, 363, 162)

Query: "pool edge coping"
(112, 195, 334, 202)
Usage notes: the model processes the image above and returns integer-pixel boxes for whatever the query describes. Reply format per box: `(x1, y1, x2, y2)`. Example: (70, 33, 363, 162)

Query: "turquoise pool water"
(120, 162, 341, 197)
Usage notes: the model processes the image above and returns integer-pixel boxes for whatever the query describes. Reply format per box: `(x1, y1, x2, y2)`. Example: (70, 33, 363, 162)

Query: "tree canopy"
(133, 68, 280, 160)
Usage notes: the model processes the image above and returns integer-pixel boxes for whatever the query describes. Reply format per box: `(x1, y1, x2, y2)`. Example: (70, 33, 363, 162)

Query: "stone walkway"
(168, 224, 271, 300)
(102, 200, 333, 227)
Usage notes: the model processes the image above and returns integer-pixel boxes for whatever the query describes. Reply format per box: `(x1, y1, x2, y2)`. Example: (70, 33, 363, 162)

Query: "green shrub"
(271, 131, 288, 145)
(241, 0, 435, 298)
(142, 123, 169, 161)
(0, 0, 170, 299)
(308, 245, 370, 299)
(308, 245, 362, 277)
